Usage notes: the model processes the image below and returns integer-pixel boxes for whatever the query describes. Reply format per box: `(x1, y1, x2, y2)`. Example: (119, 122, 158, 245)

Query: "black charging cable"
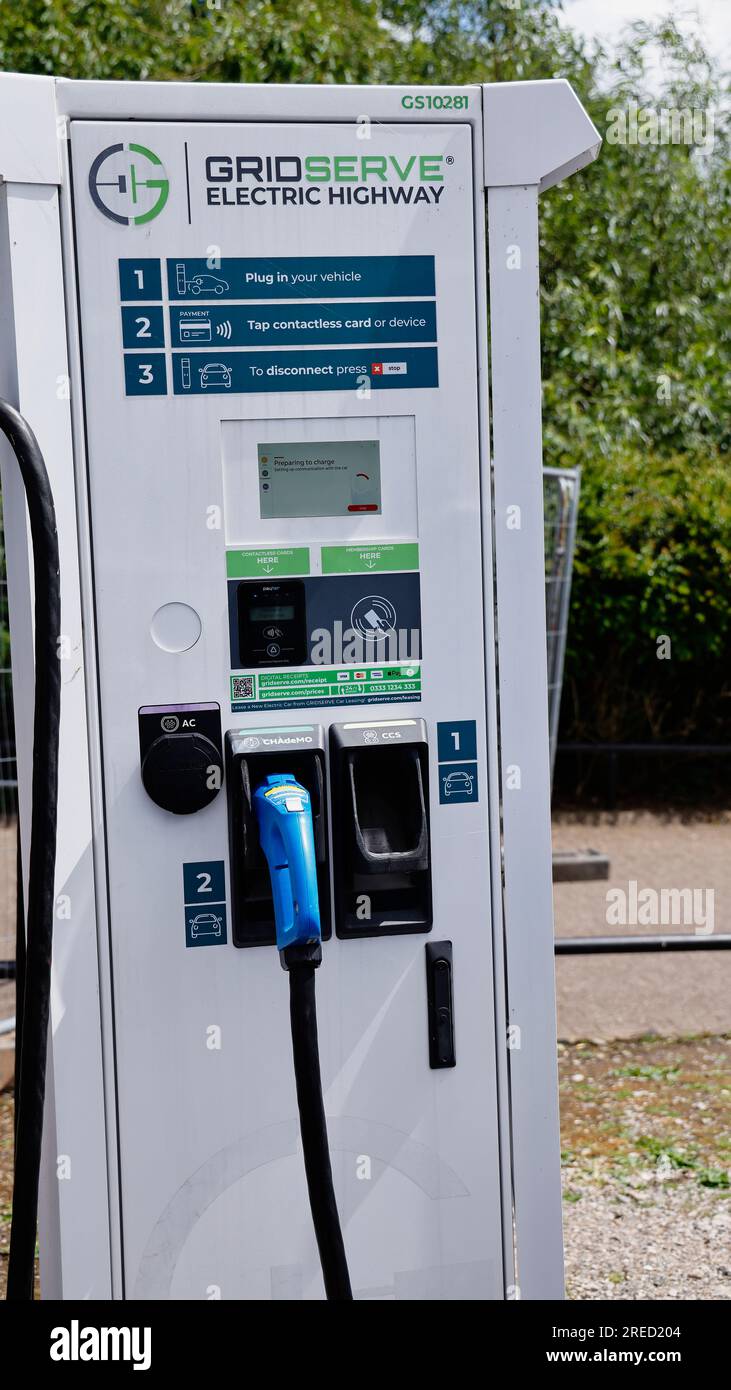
(0, 400, 60, 1300)
(284, 944, 353, 1301)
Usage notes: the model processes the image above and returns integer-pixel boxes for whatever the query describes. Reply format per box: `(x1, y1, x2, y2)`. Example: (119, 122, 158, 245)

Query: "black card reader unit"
(237, 578, 306, 668)
(226, 725, 332, 947)
(329, 719, 432, 938)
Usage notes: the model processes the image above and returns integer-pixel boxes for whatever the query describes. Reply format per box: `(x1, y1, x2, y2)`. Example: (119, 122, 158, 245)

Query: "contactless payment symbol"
(89, 143, 169, 226)
(350, 595, 397, 642)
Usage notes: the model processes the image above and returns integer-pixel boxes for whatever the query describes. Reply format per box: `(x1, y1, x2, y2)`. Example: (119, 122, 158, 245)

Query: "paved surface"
(553, 813, 731, 1041)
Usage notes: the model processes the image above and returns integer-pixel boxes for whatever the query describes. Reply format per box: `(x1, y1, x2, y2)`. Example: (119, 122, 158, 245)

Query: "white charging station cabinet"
(0, 74, 599, 1300)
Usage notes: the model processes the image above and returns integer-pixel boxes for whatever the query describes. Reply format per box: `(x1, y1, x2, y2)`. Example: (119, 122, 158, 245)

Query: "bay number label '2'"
(182, 860, 228, 949)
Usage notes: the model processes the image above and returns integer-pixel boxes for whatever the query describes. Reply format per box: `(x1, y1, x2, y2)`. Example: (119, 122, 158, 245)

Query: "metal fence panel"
(544, 466, 581, 777)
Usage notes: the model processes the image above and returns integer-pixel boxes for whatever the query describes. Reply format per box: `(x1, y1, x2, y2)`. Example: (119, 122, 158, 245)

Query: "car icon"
(190, 911, 222, 939)
(443, 770, 474, 798)
(187, 273, 229, 295)
(199, 361, 232, 390)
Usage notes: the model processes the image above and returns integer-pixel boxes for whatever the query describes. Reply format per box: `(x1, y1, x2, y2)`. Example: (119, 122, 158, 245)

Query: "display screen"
(258, 439, 381, 519)
(249, 604, 295, 622)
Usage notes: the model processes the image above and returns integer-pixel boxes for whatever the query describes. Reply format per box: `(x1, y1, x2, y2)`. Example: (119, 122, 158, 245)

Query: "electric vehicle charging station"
(0, 73, 599, 1300)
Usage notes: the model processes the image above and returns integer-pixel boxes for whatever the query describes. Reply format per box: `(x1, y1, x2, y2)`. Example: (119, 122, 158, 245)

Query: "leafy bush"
(564, 446, 731, 742)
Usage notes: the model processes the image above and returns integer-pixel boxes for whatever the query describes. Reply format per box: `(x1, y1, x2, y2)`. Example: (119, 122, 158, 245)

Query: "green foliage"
(380, 0, 592, 87)
(534, 18, 730, 747)
(635, 1135, 730, 1188)
(612, 1065, 680, 1081)
(565, 445, 731, 740)
(0, 2, 728, 756)
(0, 1, 400, 84)
(540, 26, 730, 466)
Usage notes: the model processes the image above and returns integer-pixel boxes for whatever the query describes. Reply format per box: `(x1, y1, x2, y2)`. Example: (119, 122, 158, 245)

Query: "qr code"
(232, 676, 255, 700)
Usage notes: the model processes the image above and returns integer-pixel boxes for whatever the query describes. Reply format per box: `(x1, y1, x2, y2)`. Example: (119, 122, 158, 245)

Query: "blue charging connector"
(253, 774, 322, 955)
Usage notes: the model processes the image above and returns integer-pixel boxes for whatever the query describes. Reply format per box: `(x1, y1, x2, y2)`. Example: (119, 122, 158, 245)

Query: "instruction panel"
(118, 253, 438, 398)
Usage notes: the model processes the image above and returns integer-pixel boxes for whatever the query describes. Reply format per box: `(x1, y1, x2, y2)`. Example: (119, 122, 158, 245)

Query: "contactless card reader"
(237, 578, 307, 668)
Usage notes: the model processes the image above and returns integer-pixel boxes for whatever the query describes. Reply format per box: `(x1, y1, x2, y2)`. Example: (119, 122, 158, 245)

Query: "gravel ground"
(563, 1185, 730, 1300)
(1, 1090, 40, 1297)
(0, 1087, 16, 1297)
(559, 1035, 731, 1300)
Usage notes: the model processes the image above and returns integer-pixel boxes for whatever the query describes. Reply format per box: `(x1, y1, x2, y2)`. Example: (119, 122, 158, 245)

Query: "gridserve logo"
(88, 142, 169, 225)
